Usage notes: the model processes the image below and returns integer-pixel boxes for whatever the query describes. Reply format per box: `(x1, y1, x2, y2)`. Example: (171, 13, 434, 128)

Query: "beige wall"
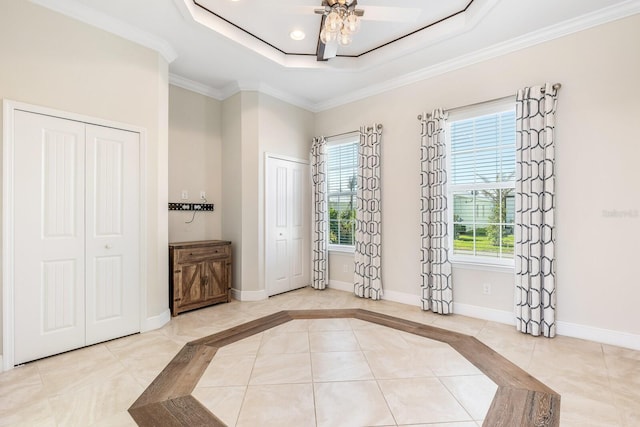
(257, 93, 314, 293)
(221, 92, 314, 295)
(315, 14, 640, 336)
(168, 85, 222, 242)
(0, 1, 169, 355)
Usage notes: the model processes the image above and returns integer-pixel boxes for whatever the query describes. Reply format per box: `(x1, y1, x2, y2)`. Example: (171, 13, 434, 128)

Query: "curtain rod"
(419, 83, 562, 119)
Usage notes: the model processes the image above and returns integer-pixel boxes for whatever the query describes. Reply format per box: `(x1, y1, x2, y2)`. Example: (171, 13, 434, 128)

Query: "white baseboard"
(141, 308, 171, 333)
(329, 281, 640, 350)
(453, 303, 516, 326)
(557, 320, 640, 351)
(231, 288, 268, 301)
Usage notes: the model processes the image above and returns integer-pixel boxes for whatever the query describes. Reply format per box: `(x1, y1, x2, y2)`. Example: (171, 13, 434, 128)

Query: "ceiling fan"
(314, 0, 365, 61)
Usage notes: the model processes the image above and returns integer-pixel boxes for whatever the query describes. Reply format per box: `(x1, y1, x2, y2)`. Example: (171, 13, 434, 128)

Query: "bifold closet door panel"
(266, 157, 310, 297)
(84, 124, 140, 346)
(13, 111, 87, 364)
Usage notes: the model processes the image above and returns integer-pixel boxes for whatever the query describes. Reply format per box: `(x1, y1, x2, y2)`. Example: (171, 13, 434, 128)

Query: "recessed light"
(290, 30, 306, 41)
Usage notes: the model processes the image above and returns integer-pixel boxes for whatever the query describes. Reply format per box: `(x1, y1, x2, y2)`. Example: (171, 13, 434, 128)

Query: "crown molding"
(169, 74, 224, 100)
(311, 0, 640, 111)
(218, 81, 315, 112)
(30, 0, 178, 63)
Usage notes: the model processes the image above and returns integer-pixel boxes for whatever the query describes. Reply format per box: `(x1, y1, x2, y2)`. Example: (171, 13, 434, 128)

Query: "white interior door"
(12, 110, 140, 364)
(266, 157, 310, 297)
(13, 111, 87, 364)
(85, 124, 139, 345)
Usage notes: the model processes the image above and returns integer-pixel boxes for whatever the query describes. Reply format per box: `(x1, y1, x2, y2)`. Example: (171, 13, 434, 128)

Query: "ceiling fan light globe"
(325, 11, 341, 32)
(344, 14, 360, 33)
(338, 32, 352, 46)
(320, 28, 336, 44)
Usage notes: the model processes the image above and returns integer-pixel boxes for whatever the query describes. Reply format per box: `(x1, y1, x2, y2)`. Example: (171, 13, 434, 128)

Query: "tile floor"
(0, 287, 639, 426)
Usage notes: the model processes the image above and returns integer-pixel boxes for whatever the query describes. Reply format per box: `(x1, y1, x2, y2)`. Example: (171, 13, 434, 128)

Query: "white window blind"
(447, 99, 516, 264)
(326, 139, 358, 247)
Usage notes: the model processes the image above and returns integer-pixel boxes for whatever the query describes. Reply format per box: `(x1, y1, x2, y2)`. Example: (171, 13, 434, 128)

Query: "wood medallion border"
(129, 309, 560, 426)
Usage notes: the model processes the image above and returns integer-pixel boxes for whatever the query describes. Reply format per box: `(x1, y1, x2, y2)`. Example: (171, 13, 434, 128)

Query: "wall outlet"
(200, 191, 206, 200)
(482, 283, 492, 295)
(343, 264, 349, 273)
(181, 190, 189, 200)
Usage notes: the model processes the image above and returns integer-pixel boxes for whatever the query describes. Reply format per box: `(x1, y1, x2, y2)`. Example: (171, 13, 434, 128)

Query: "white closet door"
(85, 125, 140, 345)
(13, 111, 87, 364)
(266, 157, 310, 297)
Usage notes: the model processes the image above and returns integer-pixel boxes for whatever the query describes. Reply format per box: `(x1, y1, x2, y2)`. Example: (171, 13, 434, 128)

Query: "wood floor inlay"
(129, 309, 560, 427)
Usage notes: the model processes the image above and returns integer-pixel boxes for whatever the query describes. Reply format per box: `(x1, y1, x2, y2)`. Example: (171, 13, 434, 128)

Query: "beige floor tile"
(106, 331, 183, 389)
(265, 319, 310, 335)
(89, 411, 137, 427)
(197, 354, 256, 387)
(49, 372, 143, 427)
(353, 327, 412, 351)
(605, 354, 640, 384)
(398, 423, 478, 427)
(236, 383, 315, 427)
(528, 348, 607, 379)
(0, 365, 46, 414)
(35, 344, 127, 396)
(439, 375, 498, 420)
(314, 381, 395, 427)
(0, 398, 55, 427)
(378, 377, 473, 424)
(249, 353, 312, 385)
(258, 331, 309, 354)
(308, 318, 352, 331)
(603, 344, 640, 361)
(192, 386, 246, 427)
(420, 348, 482, 376)
(311, 351, 373, 382)
(559, 392, 622, 426)
(215, 333, 264, 356)
(364, 349, 435, 379)
(309, 330, 360, 352)
(396, 330, 451, 350)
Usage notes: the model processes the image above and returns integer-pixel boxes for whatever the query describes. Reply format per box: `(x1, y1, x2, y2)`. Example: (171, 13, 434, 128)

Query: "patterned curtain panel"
(311, 137, 328, 290)
(419, 109, 453, 314)
(515, 84, 559, 337)
(354, 124, 383, 300)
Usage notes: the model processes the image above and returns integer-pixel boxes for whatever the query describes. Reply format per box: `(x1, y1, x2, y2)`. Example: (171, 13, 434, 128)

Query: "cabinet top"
(169, 240, 231, 249)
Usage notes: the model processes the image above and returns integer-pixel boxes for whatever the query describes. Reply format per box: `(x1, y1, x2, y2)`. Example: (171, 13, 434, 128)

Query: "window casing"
(326, 134, 358, 251)
(446, 98, 516, 267)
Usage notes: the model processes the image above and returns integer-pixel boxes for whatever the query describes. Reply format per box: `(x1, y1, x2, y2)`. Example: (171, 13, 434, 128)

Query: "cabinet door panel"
(202, 259, 227, 299)
(177, 263, 203, 307)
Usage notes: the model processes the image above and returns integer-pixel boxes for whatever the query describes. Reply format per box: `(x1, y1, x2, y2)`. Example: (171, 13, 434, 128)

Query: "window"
(326, 135, 358, 250)
(447, 99, 516, 265)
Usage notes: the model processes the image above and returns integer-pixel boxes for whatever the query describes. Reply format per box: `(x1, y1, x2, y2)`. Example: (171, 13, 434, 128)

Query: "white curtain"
(354, 124, 383, 300)
(515, 84, 559, 337)
(419, 109, 453, 314)
(311, 137, 328, 290)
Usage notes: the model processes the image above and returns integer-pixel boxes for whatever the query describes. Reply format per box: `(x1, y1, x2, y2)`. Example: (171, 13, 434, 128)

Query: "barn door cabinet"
(169, 240, 232, 316)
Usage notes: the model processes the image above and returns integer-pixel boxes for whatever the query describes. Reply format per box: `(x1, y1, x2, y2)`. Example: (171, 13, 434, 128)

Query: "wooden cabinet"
(169, 240, 232, 316)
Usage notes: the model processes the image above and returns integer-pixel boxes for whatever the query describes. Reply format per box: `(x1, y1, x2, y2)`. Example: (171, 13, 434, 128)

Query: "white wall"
(315, 14, 640, 338)
(168, 85, 222, 242)
(0, 0, 170, 355)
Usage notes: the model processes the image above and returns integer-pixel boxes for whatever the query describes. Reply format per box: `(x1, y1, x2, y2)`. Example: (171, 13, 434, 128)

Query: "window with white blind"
(326, 134, 358, 250)
(447, 99, 516, 266)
